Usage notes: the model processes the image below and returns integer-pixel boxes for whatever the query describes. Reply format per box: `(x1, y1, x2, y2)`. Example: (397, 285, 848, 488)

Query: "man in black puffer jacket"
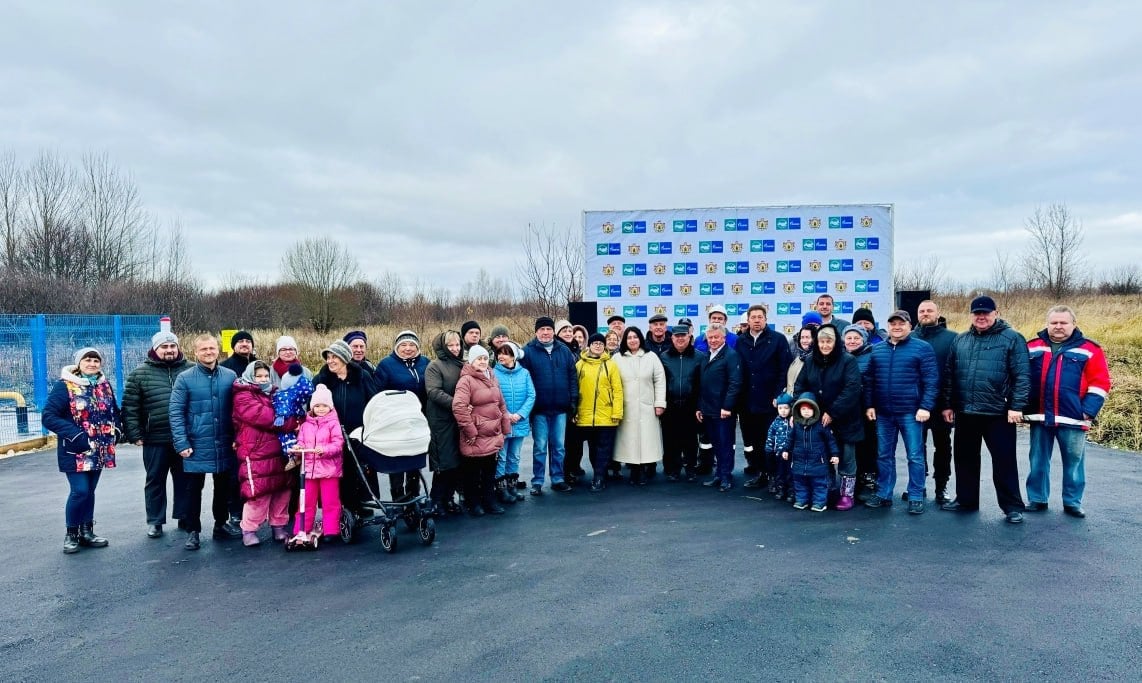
(940, 296, 1030, 523)
(911, 299, 958, 502)
(660, 326, 706, 481)
(122, 331, 192, 539)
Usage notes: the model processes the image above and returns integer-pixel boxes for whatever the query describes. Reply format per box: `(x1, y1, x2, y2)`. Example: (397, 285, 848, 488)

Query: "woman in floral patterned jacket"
(43, 347, 122, 555)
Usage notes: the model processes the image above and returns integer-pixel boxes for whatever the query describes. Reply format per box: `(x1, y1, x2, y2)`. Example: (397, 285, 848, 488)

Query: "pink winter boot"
(835, 475, 856, 511)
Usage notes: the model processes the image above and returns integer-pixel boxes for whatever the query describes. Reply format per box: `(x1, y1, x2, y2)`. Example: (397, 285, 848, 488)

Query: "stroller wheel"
(380, 525, 398, 553)
(340, 508, 358, 545)
(418, 517, 436, 546)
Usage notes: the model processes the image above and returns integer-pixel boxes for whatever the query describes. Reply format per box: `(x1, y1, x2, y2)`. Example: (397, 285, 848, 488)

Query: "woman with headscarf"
(375, 330, 430, 501)
(425, 330, 465, 515)
(43, 347, 122, 554)
(843, 324, 879, 502)
(613, 326, 666, 485)
(452, 346, 512, 517)
(232, 360, 298, 546)
(313, 340, 379, 518)
(794, 324, 864, 510)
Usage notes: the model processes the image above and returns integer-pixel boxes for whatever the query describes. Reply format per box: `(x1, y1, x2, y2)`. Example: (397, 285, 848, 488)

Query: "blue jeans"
(530, 413, 567, 486)
(497, 436, 525, 479)
(705, 414, 737, 482)
(65, 470, 102, 527)
(875, 413, 925, 501)
(1027, 424, 1088, 507)
(793, 474, 829, 507)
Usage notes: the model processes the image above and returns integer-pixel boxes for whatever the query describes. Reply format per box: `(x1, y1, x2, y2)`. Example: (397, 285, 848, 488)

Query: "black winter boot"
(935, 479, 949, 504)
(509, 475, 525, 501)
(78, 522, 108, 548)
(63, 527, 81, 554)
(496, 478, 515, 505)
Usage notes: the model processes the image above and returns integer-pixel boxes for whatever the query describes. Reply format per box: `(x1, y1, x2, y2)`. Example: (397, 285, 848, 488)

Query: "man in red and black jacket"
(1025, 305, 1112, 519)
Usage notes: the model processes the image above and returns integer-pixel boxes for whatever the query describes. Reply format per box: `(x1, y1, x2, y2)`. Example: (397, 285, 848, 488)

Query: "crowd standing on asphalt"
(43, 295, 1114, 554)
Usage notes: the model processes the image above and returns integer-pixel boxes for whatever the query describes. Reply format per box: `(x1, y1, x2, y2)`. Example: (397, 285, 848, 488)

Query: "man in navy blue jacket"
(520, 316, 579, 495)
(736, 305, 793, 488)
(861, 311, 938, 514)
(697, 324, 743, 492)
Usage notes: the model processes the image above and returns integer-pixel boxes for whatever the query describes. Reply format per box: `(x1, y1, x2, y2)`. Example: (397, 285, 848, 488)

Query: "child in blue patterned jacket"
(273, 362, 313, 470)
(766, 392, 795, 501)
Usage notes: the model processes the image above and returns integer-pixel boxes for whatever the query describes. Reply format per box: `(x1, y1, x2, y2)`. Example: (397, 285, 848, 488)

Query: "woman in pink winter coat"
(289, 384, 345, 546)
(452, 345, 512, 517)
(232, 361, 298, 547)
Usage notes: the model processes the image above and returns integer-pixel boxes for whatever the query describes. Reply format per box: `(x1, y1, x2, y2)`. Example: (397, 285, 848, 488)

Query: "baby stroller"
(340, 390, 436, 552)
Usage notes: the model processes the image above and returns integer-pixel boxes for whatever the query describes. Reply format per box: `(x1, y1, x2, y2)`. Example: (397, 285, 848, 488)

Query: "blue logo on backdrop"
(674, 304, 700, 317)
(776, 260, 802, 273)
(838, 301, 854, 314)
(751, 281, 777, 295)
(802, 280, 829, 294)
(673, 219, 699, 232)
(648, 241, 673, 254)
(750, 239, 776, 252)
(699, 283, 725, 296)
(725, 303, 750, 315)
(674, 262, 699, 275)
(854, 237, 879, 250)
(829, 216, 855, 229)
(801, 238, 828, 251)
(724, 218, 749, 231)
(854, 280, 880, 293)
(622, 263, 647, 276)
(776, 302, 804, 315)
(648, 284, 673, 297)
(776, 217, 802, 230)
(596, 243, 622, 255)
(699, 241, 724, 253)
(724, 260, 750, 274)
(622, 221, 647, 234)
(597, 284, 623, 298)
(829, 259, 854, 272)
(623, 305, 648, 317)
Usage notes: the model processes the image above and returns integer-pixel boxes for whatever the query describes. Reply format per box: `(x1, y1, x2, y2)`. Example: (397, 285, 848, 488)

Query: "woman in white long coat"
(613, 326, 666, 485)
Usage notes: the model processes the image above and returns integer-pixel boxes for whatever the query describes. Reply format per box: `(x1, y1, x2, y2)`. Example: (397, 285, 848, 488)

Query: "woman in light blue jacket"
(493, 341, 536, 503)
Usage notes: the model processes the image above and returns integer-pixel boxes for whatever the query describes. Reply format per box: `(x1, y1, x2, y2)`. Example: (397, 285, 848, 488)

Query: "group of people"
(43, 293, 1113, 554)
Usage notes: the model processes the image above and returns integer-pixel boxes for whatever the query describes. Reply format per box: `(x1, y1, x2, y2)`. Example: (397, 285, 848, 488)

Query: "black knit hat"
(231, 330, 254, 346)
(535, 316, 555, 331)
(587, 333, 606, 345)
(461, 320, 481, 338)
(852, 308, 875, 325)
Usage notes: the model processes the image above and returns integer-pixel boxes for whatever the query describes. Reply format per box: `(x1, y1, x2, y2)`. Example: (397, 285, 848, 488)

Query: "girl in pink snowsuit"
(291, 385, 345, 543)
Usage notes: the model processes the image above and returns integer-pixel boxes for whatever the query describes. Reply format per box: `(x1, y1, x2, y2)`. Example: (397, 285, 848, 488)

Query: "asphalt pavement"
(1, 431, 1140, 682)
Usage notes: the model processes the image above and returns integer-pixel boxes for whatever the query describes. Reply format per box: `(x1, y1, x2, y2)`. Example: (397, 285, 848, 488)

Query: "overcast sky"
(3, 1, 1138, 293)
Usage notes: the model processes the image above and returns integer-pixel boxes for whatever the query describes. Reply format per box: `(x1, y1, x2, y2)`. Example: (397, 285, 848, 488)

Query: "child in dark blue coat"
(782, 392, 839, 512)
(766, 392, 795, 501)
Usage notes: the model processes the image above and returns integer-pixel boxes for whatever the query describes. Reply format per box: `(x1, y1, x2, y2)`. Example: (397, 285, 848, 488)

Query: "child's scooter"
(285, 447, 321, 551)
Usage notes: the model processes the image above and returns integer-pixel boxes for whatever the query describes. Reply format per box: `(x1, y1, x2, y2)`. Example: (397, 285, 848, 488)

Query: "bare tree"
(0, 151, 23, 272)
(1022, 203, 1085, 298)
(76, 152, 151, 282)
(990, 248, 1021, 310)
(894, 254, 946, 293)
(21, 151, 83, 275)
(1098, 264, 1142, 295)
(280, 238, 362, 333)
(517, 223, 583, 317)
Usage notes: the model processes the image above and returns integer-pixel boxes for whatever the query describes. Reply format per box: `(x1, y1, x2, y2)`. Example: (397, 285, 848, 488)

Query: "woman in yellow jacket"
(574, 333, 624, 492)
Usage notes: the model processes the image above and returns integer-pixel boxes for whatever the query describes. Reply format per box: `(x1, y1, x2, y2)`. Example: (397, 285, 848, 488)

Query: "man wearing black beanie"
(520, 316, 578, 494)
(221, 330, 256, 375)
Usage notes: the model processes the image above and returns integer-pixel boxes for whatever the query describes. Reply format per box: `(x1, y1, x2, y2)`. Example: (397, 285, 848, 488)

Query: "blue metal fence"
(0, 314, 163, 445)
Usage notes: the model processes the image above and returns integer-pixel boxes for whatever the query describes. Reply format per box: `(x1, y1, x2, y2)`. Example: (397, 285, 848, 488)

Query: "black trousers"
(661, 406, 699, 476)
(855, 418, 879, 483)
(564, 422, 586, 476)
(924, 416, 954, 483)
(142, 443, 186, 525)
(581, 426, 617, 477)
(183, 471, 234, 533)
(952, 413, 1025, 513)
(389, 471, 421, 500)
(740, 410, 776, 475)
(462, 456, 496, 508)
(430, 467, 462, 505)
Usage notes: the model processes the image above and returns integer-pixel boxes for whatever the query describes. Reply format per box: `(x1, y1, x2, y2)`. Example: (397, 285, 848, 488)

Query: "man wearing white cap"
(123, 331, 192, 539)
(694, 305, 739, 353)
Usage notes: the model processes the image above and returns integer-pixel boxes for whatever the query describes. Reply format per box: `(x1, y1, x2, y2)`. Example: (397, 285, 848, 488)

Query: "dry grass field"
(206, 294, 1142, 452)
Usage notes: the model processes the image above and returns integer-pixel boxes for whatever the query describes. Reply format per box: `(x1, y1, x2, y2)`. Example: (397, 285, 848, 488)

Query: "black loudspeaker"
(568, 301, 599, 332)
(895, 290, 931, 326)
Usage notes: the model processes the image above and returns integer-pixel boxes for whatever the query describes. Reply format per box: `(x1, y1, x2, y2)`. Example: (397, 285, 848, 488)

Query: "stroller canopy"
(349, 390, 431, 457)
